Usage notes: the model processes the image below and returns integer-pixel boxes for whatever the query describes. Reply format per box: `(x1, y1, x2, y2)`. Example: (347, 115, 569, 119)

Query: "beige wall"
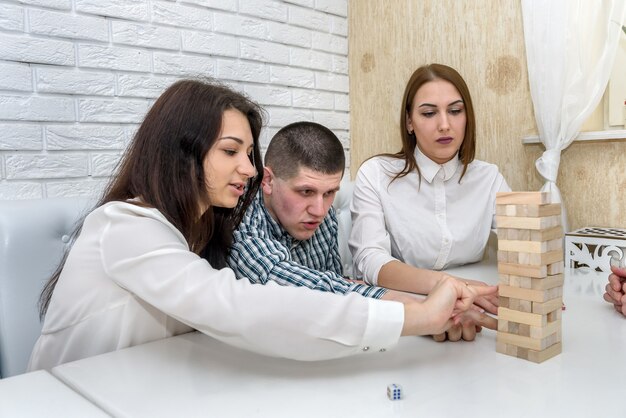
(348, 0, 626, 230)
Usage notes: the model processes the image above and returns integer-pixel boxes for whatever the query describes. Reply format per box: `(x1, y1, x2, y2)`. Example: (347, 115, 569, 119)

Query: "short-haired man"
(228, 121, 393, 300)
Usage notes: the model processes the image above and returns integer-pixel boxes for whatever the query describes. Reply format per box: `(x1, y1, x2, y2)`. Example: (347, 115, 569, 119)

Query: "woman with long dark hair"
(29, 79, 494, 370)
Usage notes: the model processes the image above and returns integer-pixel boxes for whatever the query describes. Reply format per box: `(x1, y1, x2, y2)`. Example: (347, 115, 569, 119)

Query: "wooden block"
(496, 192, 549, 205)
(547, 307, 562, 321)
(498, 262, 547, 278)
(496, 203, 561, 218)
(497, 250, 508, 263)
(498, 239, 563, 254)
(517, 249, 563, 266)
(498, 307, 546, 327)
(508, 251, 519, 263)
(498, 274, 510, 285)
(509, 275, 532, 289)
(530, 273, 564, 290)
(530, 226, 563, 242)
(532, 297, 563, 314)
(547, 262, 564, 275)
(530, 319, 561, 339)
(499, 296, 510, 308)
(498, 319, 509, 332)
(496, 215, 560, 230)
(496, 330, 558, 351)
(496, 341, 518, 356)
(500, 285, 562, 303)
(517, 323, 531, 337)
(525, 342, 562, 363)
(519, 299, 532, 312)
(508, 322, 519, 334)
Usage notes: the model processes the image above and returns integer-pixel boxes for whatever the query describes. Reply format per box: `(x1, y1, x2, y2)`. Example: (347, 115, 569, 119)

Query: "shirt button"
(362, 346, 370, 352)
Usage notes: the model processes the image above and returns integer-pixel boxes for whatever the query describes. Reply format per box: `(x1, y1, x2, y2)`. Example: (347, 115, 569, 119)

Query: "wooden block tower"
(495, 192, 564, 363)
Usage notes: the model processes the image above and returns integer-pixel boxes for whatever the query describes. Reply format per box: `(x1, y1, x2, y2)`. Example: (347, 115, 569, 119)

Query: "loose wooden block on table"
(495, 192, 549, 205)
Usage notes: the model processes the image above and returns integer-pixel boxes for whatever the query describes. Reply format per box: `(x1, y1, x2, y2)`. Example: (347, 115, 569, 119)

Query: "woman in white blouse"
(350, 64, 510, 340)
(28, 79, 495, 370)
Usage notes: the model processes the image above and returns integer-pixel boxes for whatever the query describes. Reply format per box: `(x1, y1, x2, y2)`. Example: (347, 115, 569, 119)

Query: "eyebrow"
(418, 99, 464, 108)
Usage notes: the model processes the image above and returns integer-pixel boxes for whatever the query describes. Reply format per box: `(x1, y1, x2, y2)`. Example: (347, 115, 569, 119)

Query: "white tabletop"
(0, 369, 109, 417)
(51, 265, 626, 418)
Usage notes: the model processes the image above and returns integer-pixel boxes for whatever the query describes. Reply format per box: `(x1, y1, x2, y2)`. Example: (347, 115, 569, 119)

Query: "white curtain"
(521, 0, 626, 232)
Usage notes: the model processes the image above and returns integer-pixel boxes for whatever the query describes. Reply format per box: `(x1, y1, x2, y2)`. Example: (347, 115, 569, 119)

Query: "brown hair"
(39, 79, 264, 318)
(381, 63, 476, 183)
(265, 121, 345, 180)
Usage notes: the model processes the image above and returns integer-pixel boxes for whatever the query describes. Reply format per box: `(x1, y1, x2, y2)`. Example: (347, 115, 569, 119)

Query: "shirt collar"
(414, 147, 461, 183)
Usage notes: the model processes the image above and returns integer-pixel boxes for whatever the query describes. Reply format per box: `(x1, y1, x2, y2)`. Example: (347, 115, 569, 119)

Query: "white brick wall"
(0, 0, 350, 200)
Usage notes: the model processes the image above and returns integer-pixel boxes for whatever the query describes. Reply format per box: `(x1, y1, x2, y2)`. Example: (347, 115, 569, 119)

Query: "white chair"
(332, 176, 355, 277)
(0, 198, 91, 378)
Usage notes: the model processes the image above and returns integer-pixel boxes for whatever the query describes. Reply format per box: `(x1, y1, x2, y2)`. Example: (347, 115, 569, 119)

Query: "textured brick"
(240, 39, 289, 65)
(330, 15, 348, 37)
(267, 21, 311, 48)
(314, 110, 349, 130)
(315, 72, 348, 92)
(290, 47, 332, 71)
(334, 93, 349, 111)
(332, 55, 348, 74)
(0, 61, 32, 92)
(239, 0, 287, 22)
(0, 3, 24, 31)
(78, 44, 151, 72)
(46, 125, 127, 150)
(78, 99, 151, 123)
(312, 32, 347, 55)
(0, 95, 75, 121)
(29, 9, 108, 42)
(0, 182, 43, 200)
(182, 0, 237, 11)
(152, 1, 213, 31)
(117, 74, 180, 98)
(213, 12, 268, 38)
(75, 0, 149, 21)
(6, 154, 88, 179)
(315, 0, 347, 17)
(182, 31, 238, 58)
(288, 6, 330, 31)
(91, 152, 122, 176)
(0, 33, 74, 66)
(153, 52, 215, 77)
(15, 0, 71, 10)
(267, 107, 313, 128)
(270, 65, 314, 88)
(0, 124, 42, 150)
(217, 59, 269, 83)
(36, 67, 115, 96)
(292, 88, 334, 109)
(244, 85, 291, 106)
(46, 179, 107, 198)
(112, 21, 180, 50)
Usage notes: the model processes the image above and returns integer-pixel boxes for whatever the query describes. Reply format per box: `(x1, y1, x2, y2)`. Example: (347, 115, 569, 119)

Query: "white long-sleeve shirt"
(350, 150, 510, 285)
(28, 201, 403, 371)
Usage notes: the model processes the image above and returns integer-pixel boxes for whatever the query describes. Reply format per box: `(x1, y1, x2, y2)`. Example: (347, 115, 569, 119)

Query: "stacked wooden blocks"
(495, 192, 564, 363)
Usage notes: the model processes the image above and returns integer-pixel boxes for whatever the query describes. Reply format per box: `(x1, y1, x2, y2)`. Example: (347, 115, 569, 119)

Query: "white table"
(0, 369, 109, 417)
(50, 266, 626, 418)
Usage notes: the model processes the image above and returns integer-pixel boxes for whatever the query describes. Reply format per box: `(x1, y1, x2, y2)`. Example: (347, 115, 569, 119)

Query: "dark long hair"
(380, 63, 476, 183)
(39, 79, 264, 319)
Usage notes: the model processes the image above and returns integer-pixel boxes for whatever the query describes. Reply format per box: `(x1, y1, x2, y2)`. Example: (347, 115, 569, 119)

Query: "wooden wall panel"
(348, 0, 626, 230)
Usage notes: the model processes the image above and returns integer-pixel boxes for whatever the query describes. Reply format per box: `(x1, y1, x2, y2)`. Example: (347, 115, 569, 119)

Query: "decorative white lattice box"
(565, 227, 626, 272)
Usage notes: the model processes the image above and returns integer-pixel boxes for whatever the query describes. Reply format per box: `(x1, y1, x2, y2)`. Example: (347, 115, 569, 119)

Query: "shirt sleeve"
(229, 220, 387, 299)
(99, 204, 403, 361)
(349, 160, 397, 286)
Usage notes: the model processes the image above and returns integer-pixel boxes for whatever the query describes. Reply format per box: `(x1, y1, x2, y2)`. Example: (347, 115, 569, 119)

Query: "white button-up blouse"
(28, 201, 403, 370)
(349, 150, 510, 285)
